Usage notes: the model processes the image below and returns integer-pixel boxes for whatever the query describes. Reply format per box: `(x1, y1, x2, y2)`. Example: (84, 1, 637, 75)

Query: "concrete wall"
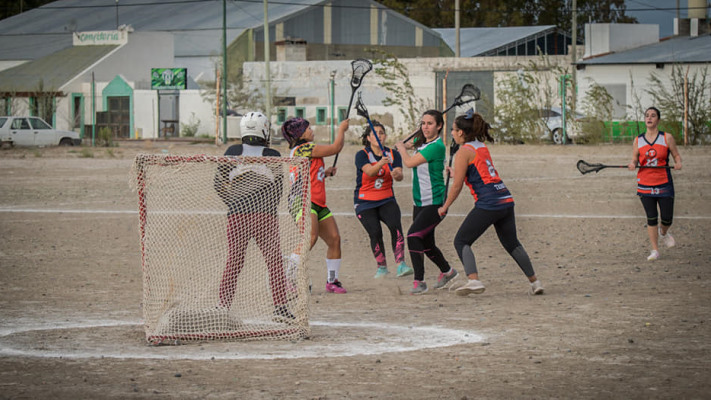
(244, 54, 569, 139)
(584, 24, 659, 58)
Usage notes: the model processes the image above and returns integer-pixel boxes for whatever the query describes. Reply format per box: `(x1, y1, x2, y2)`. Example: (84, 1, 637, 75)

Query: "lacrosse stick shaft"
(332, 89, 358, 167)
(366, 118, 392, 171)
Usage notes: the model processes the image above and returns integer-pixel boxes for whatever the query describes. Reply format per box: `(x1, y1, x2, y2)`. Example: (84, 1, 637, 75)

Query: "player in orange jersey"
(627, 107, 682, 261)
(282, 117, 349, 293)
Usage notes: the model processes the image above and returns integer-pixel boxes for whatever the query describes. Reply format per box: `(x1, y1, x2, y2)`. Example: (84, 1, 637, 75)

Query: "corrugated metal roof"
(434, 26, 557, 57)
(0, 45, 118, 93)
(579, 33, 711, 64)
(0, 0, 325, 61)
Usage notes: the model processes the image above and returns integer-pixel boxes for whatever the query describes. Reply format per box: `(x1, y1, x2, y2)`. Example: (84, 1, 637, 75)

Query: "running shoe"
(455, 279, 486, 296)
(433, 268, 459, 289)
(410, 280, 428, 295)
(530, 280, 544, 295)
(396, 262, 414, 277)
(660, 231, 676, 248)
(647, 250, 660, 261)
(325, 280, 347, 294)
(374, 266, 389, 279)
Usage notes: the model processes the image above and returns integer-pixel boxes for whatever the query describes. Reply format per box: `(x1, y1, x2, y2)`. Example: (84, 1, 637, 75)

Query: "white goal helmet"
(240, 112, 270, 141)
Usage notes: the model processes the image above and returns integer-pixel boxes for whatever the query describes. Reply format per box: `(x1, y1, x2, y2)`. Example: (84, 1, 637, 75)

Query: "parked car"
(538, 107, 586, 145)
(0, 116, 82, 147)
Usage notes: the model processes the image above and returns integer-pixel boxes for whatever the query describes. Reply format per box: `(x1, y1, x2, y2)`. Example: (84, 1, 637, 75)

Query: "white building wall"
(179, 90, 217, 138)
(244, 55, 569, 139)
(134, 90, 158, 139)
(576, 63, 709, 120)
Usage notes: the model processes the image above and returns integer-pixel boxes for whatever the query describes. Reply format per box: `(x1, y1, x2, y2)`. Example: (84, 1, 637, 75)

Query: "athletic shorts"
(292, 202, 333, 223)
(310, 203, 333, 222)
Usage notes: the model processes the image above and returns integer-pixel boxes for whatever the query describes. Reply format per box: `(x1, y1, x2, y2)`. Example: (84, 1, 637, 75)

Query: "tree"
(374, 0, 636, 38)
(370, 49, 433, 137)
(0, 0, 55, 21)
(646, 65, 711, 145)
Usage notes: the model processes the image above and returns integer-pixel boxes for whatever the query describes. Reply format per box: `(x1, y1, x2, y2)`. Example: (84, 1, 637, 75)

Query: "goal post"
(131, 153, 312, 344)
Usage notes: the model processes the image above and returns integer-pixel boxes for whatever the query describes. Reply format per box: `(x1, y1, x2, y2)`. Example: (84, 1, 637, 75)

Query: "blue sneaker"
(374, 266, 389, 279)
(396, 262, 414, 277)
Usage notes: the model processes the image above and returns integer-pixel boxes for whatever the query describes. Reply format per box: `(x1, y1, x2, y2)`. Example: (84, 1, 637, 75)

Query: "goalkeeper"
(214, 111, 293, 321)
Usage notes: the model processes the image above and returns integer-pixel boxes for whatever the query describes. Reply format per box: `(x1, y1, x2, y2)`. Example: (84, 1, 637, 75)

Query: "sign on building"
(151, 68, 187, 90)
(73, 30, 128, 46)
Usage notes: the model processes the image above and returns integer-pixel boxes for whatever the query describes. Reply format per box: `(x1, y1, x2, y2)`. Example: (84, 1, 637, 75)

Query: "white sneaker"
(647, 250, 660, 261)
(660, 232, 676, 248)
(530, 280, 544, 295)
(455, 279, 485, 296)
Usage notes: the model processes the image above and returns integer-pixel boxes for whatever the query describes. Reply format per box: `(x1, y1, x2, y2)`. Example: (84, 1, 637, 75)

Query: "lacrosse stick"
(333, 58, 373, 167)
(577, 160, 673, 175)
(404, 83, 482, 144)
(355, 91, 391, 171)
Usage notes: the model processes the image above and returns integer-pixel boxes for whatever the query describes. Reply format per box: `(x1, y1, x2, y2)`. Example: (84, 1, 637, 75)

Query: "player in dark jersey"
(439, 110, 544, 296)
(353, 121, 413, 279)
(214, 111, 293, 322)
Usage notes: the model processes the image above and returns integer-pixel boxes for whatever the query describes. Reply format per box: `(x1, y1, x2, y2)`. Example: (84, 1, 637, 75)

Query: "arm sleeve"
(391, 148, 403, 169)
(355, 149, 369, 170)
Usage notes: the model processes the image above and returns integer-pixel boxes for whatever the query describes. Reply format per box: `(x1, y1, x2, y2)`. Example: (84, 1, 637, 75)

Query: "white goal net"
(131, 153, 312, 344)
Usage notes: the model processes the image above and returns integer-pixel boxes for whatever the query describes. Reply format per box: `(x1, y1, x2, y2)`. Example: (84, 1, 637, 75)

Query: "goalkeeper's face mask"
(240, 112, 271, 141)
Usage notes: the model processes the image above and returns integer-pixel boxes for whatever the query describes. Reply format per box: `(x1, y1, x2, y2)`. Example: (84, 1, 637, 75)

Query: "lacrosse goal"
(132, 154, 312, 344)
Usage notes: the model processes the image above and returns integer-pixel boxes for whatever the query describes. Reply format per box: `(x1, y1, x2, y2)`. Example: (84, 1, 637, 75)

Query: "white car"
(538, 107, 585, 144)
(0, 116, 82, 147)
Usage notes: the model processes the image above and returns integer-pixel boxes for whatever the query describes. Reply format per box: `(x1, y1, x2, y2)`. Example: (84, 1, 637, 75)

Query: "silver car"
(538, 107, 585, 145)
(0, 116, 82, 147)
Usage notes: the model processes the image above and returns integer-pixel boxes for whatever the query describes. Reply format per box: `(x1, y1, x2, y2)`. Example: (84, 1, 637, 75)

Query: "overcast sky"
(624, 0, 694, 37)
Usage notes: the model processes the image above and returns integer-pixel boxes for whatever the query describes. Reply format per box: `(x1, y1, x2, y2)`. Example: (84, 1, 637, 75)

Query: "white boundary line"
(0, 319, 484, 360)
(0, 208, 709, 220)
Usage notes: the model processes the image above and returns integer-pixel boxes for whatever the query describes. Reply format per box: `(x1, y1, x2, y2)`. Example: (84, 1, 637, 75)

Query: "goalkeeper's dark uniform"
(214, 139, 287, 310)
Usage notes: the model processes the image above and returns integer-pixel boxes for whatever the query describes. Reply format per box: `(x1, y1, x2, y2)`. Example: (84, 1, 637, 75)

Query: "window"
(277, 107, 288, 124)
(12, 118, 30, 129)
(295, 107, 305, 119)
(29, 117, 51, 129)
(338, 107, 348, 122)
(316, 107, 327, 125)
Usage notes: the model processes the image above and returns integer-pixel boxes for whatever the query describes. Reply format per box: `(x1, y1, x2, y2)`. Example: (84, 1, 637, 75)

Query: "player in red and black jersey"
(353, 121, 413, 279)
(439, 110, 544, 296)
(627, 107, 682, 261)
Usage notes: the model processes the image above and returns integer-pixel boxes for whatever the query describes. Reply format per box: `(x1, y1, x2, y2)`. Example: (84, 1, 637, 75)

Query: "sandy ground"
(0, 139, 710, 399)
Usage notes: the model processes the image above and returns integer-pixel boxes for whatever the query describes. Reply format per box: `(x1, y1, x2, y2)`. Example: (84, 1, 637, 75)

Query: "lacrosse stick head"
(454, 84, 482, 105)
(354, 91, 370, 119)
(350, 58, 373, 89)
(576, 160, 603, 174)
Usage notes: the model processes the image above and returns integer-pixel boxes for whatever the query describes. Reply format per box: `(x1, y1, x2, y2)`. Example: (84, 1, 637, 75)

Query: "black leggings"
(453, 206, 535, 278)
(356, 200, 406, 267)
(640, 196, 674, 227)
(407, 205, 451, 281)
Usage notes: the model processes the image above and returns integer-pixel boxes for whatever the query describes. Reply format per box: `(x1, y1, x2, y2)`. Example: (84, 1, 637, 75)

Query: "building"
(0, 0, 450, 140)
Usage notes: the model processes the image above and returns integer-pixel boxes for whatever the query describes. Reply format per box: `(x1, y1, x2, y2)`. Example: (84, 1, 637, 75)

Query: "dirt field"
(1, 139, 709, 399)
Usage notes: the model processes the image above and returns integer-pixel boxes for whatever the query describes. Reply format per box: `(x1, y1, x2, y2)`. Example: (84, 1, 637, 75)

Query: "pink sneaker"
(325, 280, 347, 294)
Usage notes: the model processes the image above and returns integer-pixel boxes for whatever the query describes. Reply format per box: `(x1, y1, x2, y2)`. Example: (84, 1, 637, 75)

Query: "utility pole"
(264, 0, 272, 133)
(570, 0, 577, 111)
(455, 0, 460, 57)
(222, 0, 228, 144)
(116, 0, 119, 29)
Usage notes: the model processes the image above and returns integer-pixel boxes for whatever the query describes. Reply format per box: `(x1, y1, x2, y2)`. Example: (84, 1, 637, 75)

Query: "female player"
(627, 106, 682, 261)
(282, 117, 349, 294)
(394, 110, 456, 295)
(438, 110, 544, 296)
(354, 121, 413, 279)
(214, 111, 293, 321)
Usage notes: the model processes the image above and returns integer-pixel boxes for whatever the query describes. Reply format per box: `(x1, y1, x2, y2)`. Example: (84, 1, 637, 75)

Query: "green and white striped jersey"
(412, 137, 446, 207)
